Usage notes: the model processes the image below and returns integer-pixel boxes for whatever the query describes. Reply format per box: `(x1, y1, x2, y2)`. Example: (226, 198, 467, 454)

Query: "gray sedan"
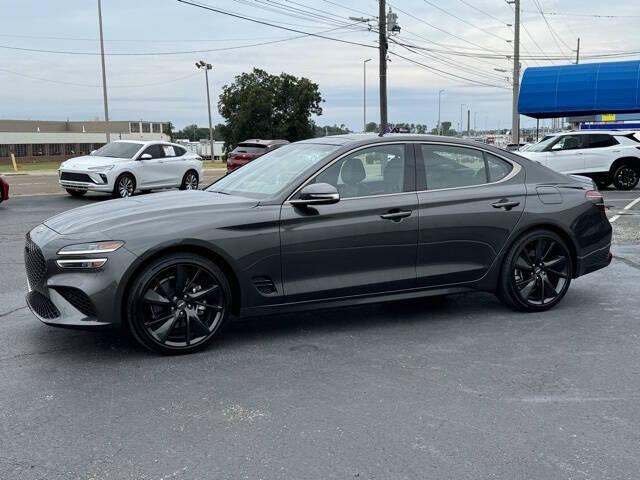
(24, 135, 612, 354)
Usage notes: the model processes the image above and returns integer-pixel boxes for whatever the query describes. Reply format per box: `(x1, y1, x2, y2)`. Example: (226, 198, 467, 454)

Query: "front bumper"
(24, 225, 137, 329)
(58, 169, 114, 193)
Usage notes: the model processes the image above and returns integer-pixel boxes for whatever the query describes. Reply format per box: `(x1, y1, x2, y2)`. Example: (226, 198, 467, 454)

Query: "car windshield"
(91, 142, 143, 159)
(527, 135, 557, 152)
(208, 143, 339, 199)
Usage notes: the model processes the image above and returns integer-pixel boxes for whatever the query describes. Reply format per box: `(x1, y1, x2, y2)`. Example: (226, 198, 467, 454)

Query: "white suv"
(59, 140, 204, 198)
(518, 131, 640, 190)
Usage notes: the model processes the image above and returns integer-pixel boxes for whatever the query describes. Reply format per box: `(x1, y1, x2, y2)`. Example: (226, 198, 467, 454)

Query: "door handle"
(380, 209, 412, 221)
(491, 200, 520, 211)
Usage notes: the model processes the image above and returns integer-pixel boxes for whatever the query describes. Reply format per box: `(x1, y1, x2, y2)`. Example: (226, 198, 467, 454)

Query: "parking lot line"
(609, 193, 640, 223)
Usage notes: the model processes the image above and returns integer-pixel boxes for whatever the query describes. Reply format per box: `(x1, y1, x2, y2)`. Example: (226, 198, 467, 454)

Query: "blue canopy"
(518, 60, 640, 119)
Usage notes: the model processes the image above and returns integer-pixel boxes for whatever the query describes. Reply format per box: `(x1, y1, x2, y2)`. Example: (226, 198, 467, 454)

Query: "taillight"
(586, 190, 605, 212)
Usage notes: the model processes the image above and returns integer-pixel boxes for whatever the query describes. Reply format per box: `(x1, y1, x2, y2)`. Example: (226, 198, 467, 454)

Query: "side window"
(315, 145, 407, 199)
(421, 145, 486, 190)
(588, 134, 618, 148)
(173, 146, 186, 156)
(162, 144, 177, 157)
(141, 144, 165, 159)
(551, 135, 586, 151)
(485, 154, 513, 182)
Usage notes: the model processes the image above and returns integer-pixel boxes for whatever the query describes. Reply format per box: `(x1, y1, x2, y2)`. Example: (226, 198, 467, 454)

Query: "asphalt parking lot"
(1, 190, 640, 479)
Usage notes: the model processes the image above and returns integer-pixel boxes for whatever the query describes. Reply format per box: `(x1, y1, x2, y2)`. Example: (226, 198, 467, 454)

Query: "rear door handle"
(491, 200, 520, 211)
(380, 209, 412, 221)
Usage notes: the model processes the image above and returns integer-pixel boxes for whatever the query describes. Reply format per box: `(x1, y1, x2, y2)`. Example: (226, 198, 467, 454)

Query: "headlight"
(88, 164, 114, 171)
(57, 241, 124, 256)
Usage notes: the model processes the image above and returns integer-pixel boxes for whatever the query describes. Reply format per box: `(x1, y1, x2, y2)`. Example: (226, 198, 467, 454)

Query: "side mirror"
(139, 153, 152, 160)
(290, 183, 340, 206)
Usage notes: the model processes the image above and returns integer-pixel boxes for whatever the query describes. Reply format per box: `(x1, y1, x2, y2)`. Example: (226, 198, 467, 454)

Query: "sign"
(601, 113, 616, 122)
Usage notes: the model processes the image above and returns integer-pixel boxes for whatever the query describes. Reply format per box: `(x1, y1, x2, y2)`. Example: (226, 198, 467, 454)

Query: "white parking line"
(609, 193, 640, 223)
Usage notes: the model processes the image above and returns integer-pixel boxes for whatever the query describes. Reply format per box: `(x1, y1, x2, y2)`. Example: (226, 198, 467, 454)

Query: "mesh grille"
(26, 291, 60, 320)
(24, 235, 47, 288)
(60, 172, 94, 183)
(54, 286, 97, 317)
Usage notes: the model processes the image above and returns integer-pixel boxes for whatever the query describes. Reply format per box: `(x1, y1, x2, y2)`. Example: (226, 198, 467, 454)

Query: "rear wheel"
(180, 170, 199, 190)
(498, 229, 572, 312)
(127, 253, 231, 354)
(66, 188, 87, 197)
(113, 173, 135, 198)
(612, 164, 639, 190)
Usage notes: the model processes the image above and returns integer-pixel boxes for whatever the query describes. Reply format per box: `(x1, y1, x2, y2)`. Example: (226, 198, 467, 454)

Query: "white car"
(518, 131, 640, 190)
(59, 140, 204, 198)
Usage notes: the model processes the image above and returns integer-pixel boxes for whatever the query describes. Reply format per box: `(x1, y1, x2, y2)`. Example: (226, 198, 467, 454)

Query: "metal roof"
(518, 60, 640, 119)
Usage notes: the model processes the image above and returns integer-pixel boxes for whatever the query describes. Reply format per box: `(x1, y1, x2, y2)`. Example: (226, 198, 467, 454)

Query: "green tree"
(314, 123, 351, 137)
(365, 122, 379, 133)
(217, 68, 324, 150)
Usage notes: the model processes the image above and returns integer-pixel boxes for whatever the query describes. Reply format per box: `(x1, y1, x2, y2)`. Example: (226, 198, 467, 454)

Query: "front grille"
(60, 172, 94, 183)
(252, 276, 278, 295)
(54, 286, 97, 317)
(26, 291, 60, 319)
(25, 234, 47, 288)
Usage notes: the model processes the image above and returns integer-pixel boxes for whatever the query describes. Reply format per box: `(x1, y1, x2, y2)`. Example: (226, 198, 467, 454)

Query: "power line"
(530, 0, 573, 58)
(521, 9, 640, 19)
(456, 0, 509, 24)
(421, 0, 510, 42)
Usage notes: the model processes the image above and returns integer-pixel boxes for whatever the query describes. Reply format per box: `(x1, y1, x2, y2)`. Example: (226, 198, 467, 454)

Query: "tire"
(66, 188, 87, 197)
(595, 179, 611, 190)
(127, 252, 231, 355)
(180, 170, 199, 190)
(498, 229, 573, 312)
(113, 173, 136, 198)
(612, 164, 639, 190)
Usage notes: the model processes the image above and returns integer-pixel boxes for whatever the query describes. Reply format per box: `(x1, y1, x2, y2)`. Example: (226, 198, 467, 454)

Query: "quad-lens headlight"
(56, 241, 124, 269)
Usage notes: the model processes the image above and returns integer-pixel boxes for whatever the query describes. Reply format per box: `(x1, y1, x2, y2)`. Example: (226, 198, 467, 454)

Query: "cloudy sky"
(1, 0, 638, 132)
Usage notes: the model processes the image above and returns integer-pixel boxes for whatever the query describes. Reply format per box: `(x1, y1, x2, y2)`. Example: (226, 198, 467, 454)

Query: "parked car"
(58, 140, 203, 198)
(226, 139, 289, 173)
(518, 131, 640, 190)
(0, 175, 9, 204)
(26, 134, 612, 354)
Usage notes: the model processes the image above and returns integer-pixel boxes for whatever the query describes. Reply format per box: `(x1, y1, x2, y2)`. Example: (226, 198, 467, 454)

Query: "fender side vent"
(252, 276, 278, 295)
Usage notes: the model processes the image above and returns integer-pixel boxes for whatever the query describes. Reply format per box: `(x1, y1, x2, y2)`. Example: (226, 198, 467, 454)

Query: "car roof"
(297, 133, 494, 148)
(239, 139, 289, 145)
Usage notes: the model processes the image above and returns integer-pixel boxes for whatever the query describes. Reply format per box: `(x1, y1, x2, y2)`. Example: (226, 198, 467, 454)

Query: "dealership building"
(0, 119, 171, 164)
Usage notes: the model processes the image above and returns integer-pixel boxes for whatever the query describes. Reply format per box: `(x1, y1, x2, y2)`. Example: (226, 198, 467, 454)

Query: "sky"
(0, 0, 638, 132)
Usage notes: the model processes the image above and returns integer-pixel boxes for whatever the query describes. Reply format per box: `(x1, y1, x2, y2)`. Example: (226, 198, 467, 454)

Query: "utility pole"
(196, 61, 214, 160)
(363, 58, 371, 132)
(97, 0, 110, 143)
(467, 109, 470, 136)
(508, 0, 520, 145)
(378, 0, 388, 135)
(437, 89, 444, 135)
(575, 38, 580, 64)
(460, 103, 465, 137)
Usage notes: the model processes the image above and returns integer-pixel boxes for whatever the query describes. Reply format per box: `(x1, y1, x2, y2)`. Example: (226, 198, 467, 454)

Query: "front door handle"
(380, 209, 412, 221)
(491, 200, 520, 211)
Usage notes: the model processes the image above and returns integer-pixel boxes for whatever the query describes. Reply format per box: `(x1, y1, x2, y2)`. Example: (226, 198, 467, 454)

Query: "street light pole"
(196, 61, 214, 161)
(97, 0, 110, 143)
(460, 103, 465, 137)
(363, 58, 371, 133)
(437, 89, 444, 135)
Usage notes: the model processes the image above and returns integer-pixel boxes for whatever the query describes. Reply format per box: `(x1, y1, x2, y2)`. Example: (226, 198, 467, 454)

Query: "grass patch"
(0, 161, 62, 173)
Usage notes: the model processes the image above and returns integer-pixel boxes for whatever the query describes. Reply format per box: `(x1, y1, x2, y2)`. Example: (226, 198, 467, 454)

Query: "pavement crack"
(615, 255, 640, 271)
(0, 306, 27, 318)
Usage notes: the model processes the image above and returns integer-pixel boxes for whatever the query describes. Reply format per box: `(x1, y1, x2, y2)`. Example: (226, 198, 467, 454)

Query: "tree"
(217, 68, 324, 150)
(314, 124, 351, 137)
(365, 122, 379, 133)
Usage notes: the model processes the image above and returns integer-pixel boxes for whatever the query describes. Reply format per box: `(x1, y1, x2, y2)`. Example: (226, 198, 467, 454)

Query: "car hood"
(517, 150, 545, 159)
(44, 190, 258, 236)
(61, 155, 128, 169)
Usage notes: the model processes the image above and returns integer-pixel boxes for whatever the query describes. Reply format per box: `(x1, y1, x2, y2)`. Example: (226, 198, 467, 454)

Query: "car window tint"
(588, 134, 617, 148)
(421, 145, 486, 190)
(551, 135, 587, 151)
(162, 145, 176, 157)
(141, 144, 165, 159)
(314, 145, 406, 199)
(485, 154, 513, 182)
(174, 146, 186, 156)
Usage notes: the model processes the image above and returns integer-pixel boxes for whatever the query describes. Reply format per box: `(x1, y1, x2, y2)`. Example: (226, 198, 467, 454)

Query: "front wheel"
(127, 253, 231, 354)
(66, 188, 87, 197)
(180, 170, 199, 190)
(113, 174, 135, 198)
(498, 229, 573, 312)
(612, 164, 639, 190)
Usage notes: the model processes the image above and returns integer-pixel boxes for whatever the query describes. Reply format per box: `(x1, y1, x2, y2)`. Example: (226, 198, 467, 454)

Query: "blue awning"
(518, 60, 640, 119)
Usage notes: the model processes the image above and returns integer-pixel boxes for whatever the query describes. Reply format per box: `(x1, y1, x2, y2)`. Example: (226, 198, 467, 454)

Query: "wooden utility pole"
(378, 0, 388, 135)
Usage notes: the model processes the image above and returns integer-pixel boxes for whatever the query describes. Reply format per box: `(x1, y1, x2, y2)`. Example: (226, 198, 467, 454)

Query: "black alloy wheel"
(499, 229, 572, 311)
(180, 171, 199, 190)
(114, 174, 135, 198)
(612, 165, 639, 190)
(66, 188, 87, 197)
(128, 253, 230, 354)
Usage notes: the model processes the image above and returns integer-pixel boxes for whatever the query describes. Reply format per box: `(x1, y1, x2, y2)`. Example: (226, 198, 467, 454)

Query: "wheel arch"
(610, 156, 640, 173)
(114, 170, 137, 189)
(117, 241, 242, 328)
